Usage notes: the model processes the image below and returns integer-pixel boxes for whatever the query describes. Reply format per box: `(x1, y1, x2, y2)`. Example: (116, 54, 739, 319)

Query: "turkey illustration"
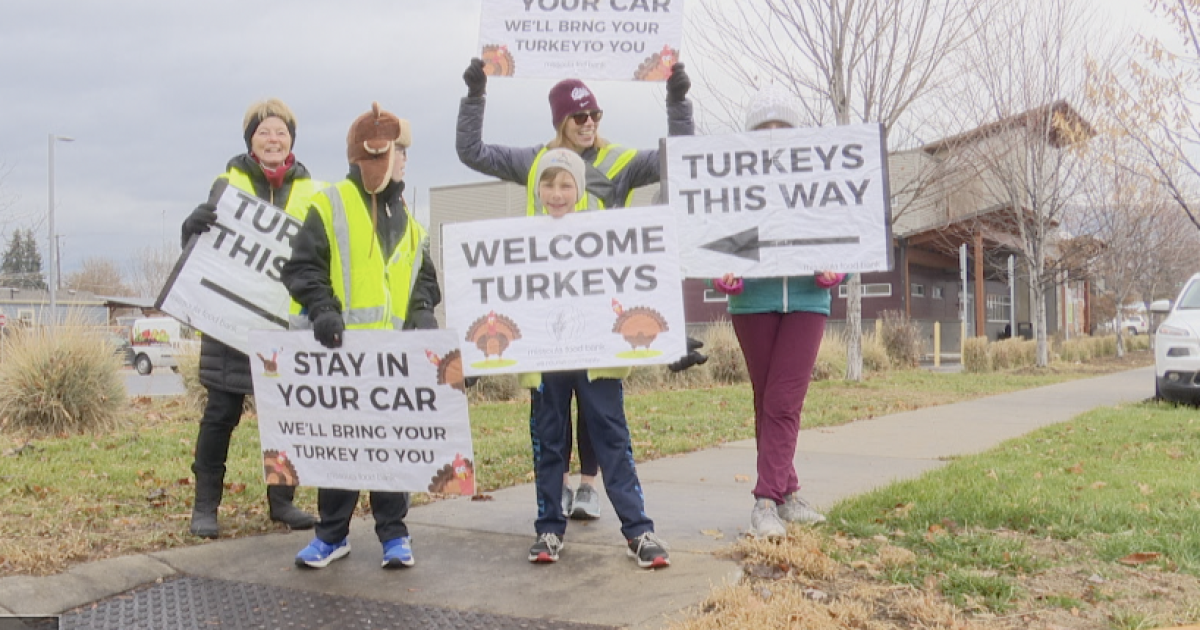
(263, 449, 300, 486)
(465, 311, 522, 360)
(633, 45, 678, 81)
(427, 453, 476, 496)
(425, 348, 466, 392)
(611, 298, 669, 349)
(480, 44, 516, 76)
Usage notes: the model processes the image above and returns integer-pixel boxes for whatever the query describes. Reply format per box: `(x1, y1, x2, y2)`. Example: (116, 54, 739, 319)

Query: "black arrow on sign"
(701, 227, 860, 261)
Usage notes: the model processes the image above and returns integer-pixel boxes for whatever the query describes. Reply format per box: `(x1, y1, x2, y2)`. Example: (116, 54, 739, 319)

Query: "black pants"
(315, 489, 410, 544)
(192, 388, 246, 478)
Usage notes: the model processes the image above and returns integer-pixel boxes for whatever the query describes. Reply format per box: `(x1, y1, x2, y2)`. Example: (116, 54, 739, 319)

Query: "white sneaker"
(778, 493, 826, 525)
(569, 483, 601, 520)
(750, 499, 787, 540)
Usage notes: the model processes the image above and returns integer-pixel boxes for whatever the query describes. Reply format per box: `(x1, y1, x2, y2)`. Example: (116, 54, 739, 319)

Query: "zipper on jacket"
(781, 278, 789, 312)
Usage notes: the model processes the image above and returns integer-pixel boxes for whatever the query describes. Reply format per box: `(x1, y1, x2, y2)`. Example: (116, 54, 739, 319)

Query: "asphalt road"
(122, 369, 185, 397)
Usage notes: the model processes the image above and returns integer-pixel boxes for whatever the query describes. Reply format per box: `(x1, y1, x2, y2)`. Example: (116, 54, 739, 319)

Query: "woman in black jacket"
(180, 98, 319, 538)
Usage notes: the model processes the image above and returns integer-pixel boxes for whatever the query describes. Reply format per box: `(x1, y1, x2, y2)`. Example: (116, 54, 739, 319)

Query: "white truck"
(130, 317, 197, 375)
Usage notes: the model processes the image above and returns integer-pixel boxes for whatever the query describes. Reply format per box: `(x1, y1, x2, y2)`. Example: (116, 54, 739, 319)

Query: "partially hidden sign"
(442, 206, 687, 376)
(663, 123, 894, 278)
(157, 181, 300, 355)
(249, 329, 475, 494)
(477, 0, 685, 81)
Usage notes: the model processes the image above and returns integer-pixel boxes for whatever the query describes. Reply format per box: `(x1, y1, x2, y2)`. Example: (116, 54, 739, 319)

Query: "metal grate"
(60, 575, 617, 630)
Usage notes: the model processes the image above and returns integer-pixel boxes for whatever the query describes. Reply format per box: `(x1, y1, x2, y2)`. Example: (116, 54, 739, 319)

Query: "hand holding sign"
(463, 58, 487, 97)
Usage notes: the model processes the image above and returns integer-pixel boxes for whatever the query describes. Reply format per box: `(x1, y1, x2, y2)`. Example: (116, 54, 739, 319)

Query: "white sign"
(663, 124, 894, 278)
(250, 329, 475, 495)
(477, 0, 685, 81)
(157, 182, 302, 355)
(442, 207, 687, 376)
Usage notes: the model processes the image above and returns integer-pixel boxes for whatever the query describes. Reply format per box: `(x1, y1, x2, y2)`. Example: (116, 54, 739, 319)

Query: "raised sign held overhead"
(662, 123, 894, 278)
(477, 0, 685, 81)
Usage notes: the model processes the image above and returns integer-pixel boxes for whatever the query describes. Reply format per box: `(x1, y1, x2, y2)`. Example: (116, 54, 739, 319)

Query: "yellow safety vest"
(520, 149, 636, 385)
(308, 180, 427, 330)
(525, 144, 639, 215)
(219, 168, 327, 324)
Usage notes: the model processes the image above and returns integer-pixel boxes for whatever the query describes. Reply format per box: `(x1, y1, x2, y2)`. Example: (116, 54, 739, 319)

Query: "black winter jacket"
(181, 154, 316, 395)
(281, 166, 441, 330)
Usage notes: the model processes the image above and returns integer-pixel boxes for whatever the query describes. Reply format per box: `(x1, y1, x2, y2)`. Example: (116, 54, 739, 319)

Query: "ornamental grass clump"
(0, 323, 125, 436)
(879, 309, 923, 368)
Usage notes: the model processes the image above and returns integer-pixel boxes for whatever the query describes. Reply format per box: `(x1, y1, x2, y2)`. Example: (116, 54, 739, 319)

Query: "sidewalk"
(0, 367, 1155, 629)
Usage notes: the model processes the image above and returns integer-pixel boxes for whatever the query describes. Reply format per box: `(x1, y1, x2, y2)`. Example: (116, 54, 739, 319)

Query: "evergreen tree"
(0, 229, 46, 289)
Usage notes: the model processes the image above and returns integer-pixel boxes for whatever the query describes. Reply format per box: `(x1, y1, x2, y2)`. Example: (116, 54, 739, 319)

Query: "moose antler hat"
(346, 102, 412, 194)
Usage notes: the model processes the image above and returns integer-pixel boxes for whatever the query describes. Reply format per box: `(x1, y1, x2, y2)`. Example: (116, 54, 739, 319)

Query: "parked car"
(130, 317, 196, 375)
(1150, 273, 1200, 404)
(1120, 313, 1149, 335)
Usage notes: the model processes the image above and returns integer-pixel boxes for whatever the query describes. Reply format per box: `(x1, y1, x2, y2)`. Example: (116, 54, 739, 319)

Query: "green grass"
(829, 400, 1200, 615)
(0, 355, 1153, 576)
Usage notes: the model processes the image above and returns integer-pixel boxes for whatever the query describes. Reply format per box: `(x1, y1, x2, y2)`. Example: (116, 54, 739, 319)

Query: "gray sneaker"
(569, 483, 601, 520)
(750, 499, 787, 540)
(778, 493, 826, 525)
(561, 486, 574, 516)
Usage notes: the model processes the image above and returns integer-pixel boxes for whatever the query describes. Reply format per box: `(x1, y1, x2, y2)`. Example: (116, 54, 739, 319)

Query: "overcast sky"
(0, 0, 1168, 290)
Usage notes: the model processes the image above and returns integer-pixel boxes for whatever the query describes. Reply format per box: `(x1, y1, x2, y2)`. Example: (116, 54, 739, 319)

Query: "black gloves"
(408, 309, 438, 331)
(183, 203, 217, 238)
(666, 62, 690, 102)
(311, 305, 344, 349)
(668, 337, 708, 372)
(463, 58, 487, 98)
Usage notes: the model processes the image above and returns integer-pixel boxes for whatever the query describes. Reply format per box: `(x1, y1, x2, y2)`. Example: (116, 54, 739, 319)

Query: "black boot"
(268, 485, 317, 529)
(190, 472, 223, 539)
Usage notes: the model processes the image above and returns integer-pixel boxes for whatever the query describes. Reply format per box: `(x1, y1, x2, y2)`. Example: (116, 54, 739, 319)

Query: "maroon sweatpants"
(732, 311, 827, 504)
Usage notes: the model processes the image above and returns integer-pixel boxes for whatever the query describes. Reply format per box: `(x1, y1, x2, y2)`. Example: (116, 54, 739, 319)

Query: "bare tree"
(64, 256, 132, 296)
(1089, 0, 1200, 232)
(692, 0, 986, 380)
(943, 0, 1109, 366)
(128, 244, 179, 299)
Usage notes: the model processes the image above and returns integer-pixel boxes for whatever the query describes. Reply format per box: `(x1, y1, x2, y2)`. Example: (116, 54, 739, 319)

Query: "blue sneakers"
(381, 536, 415, 569)
(295, 537, 350, 569)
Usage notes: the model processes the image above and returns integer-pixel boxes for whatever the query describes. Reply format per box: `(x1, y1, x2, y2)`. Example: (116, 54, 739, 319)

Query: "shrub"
(989, 338, 1036, 370)
(0, 323, 125, 436)
(878, 310, 922, 368)
(812, 330, 848, 381)
(963, 336, 991, 373)
(861, 332, 890, 373)
(699, 320, 748, 385)
(466, 373, 524, 403)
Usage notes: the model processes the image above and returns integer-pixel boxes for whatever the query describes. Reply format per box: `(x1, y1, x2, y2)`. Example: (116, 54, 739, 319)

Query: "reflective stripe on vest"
(311, 181, 426, 331)
(525, 144, 639, 216)
(219, 168, 328, 325)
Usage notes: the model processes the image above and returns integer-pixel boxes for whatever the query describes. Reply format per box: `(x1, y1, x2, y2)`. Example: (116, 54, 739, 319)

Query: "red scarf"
(252, 153, 295, 190)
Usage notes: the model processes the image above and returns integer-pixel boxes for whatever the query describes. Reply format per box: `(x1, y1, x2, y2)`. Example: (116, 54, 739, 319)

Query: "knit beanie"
(744, 85, 803, 131)
(548, 79, 599, 129)
(346, 102, 412, 194)
(243, 98, 297, 150)
(533, 148, 587, 213)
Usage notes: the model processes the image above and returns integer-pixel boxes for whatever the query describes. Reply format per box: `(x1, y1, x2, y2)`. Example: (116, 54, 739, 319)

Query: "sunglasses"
(570, 110, 604, 125)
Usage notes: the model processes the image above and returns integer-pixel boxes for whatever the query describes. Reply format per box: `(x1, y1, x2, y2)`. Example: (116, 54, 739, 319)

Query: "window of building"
(911, 283, 925, 297)
(17, 309, 34, 326)
(932, 286, 944, 299)
(839, 283, 892, 298)
(986, 294, 1011, 323)
(702, 289, 729, 303)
